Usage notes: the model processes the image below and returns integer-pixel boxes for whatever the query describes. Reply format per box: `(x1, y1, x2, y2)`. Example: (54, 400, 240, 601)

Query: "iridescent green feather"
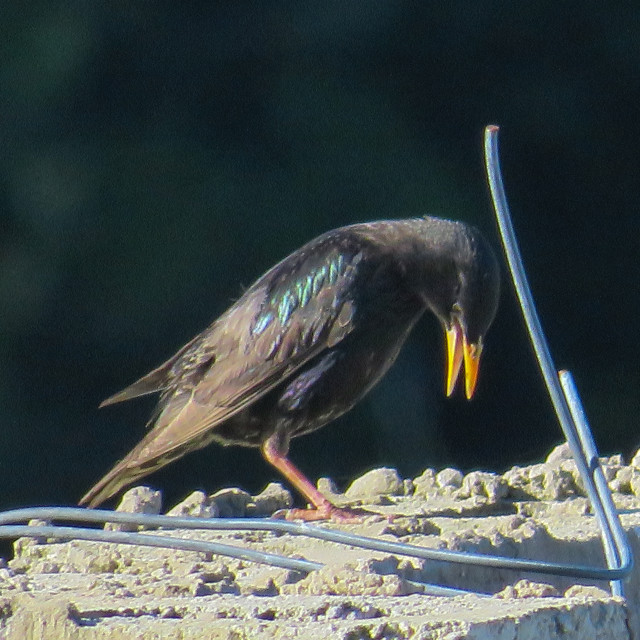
(255, 253, 349, 335)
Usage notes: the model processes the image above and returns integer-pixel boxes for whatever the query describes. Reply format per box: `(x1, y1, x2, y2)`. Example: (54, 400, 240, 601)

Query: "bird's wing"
(99, 333, 202, 407)
(104, 242, 365, 461)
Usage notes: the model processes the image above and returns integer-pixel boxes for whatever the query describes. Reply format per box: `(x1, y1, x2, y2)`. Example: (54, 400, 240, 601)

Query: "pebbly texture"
(2, 444, 640, 639)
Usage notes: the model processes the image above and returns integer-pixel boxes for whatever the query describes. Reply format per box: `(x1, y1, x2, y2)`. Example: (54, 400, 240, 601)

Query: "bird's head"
(420, 219, 500, 399)
(441, 224, 500, 399)
(355, 215, 500, 399)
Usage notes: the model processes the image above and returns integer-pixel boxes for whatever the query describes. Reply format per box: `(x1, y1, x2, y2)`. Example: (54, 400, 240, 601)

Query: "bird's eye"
(453, 276, 462, 299)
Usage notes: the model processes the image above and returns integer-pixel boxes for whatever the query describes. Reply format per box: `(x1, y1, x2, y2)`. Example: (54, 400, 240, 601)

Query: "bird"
(80, 216, 500, 521)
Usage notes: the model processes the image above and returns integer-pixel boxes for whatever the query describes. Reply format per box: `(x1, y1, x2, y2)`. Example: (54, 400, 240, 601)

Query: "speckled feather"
(81, 217, 500, 508)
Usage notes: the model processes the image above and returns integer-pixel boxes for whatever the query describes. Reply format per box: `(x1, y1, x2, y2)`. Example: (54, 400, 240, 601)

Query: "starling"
(81, 217, 500, 521)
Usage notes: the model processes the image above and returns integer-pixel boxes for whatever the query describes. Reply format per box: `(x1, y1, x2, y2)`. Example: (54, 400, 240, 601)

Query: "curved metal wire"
(0, 506, 630, 581)
(484, 125, 632, 595)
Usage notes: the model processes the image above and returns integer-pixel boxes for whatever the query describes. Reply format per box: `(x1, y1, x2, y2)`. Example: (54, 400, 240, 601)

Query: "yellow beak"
(445, 321, 483, 399)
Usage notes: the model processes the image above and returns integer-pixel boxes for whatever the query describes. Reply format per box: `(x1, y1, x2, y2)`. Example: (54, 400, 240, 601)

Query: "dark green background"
(2, 3, 638, 510)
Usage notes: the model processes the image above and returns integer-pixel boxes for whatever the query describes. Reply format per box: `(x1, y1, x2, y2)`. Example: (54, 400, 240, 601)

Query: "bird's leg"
(261, 431, 365, 523)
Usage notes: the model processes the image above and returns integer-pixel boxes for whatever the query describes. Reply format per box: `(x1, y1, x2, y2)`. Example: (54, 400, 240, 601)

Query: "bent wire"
(0, 505, 629, 600)
(485, 125, 632, 596)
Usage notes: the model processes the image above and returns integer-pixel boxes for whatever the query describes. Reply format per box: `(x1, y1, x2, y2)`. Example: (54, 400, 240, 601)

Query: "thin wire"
(0, 507, 630, 580)
(0, 516, 481, 598)
(560, 370, 631, 596)
(484, 125, 632, 595)
(0, 523, 321, 573)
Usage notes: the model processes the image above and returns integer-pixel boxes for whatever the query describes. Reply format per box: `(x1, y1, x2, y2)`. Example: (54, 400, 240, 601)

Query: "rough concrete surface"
(2, 443, 639, 639)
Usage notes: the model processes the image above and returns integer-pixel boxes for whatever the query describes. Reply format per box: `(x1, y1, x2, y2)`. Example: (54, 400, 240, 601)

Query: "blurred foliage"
(1, 2, 639, 509)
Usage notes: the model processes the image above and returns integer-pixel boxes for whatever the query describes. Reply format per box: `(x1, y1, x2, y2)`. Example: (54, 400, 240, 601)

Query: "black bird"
(81, 217, 500, 521)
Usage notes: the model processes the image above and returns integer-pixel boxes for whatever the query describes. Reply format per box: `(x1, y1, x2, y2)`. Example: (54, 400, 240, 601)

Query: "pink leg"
(261, 438, 366, 523)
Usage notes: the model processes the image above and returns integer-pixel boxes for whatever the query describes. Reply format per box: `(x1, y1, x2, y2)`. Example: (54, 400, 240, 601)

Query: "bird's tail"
(79, 401, 197, 507)
(79, 457, 152, 508)
(82, 389, 208, 508)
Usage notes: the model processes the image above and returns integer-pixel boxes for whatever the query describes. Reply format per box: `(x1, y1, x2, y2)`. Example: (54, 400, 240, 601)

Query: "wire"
(484, 125, 632, 595)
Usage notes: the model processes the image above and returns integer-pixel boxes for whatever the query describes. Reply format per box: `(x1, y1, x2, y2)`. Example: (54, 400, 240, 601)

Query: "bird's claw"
(272, 504, 371, 523)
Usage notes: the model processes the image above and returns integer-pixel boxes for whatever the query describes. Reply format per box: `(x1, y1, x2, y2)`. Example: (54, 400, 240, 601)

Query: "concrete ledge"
(2, 445, 639, 639)
(1, 591, 629, 640)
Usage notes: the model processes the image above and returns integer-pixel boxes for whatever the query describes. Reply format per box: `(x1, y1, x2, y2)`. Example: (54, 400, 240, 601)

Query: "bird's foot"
(272, 504, 373, 523)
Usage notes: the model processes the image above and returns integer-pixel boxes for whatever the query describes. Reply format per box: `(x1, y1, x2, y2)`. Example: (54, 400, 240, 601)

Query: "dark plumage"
(81, 217, 500, 521)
